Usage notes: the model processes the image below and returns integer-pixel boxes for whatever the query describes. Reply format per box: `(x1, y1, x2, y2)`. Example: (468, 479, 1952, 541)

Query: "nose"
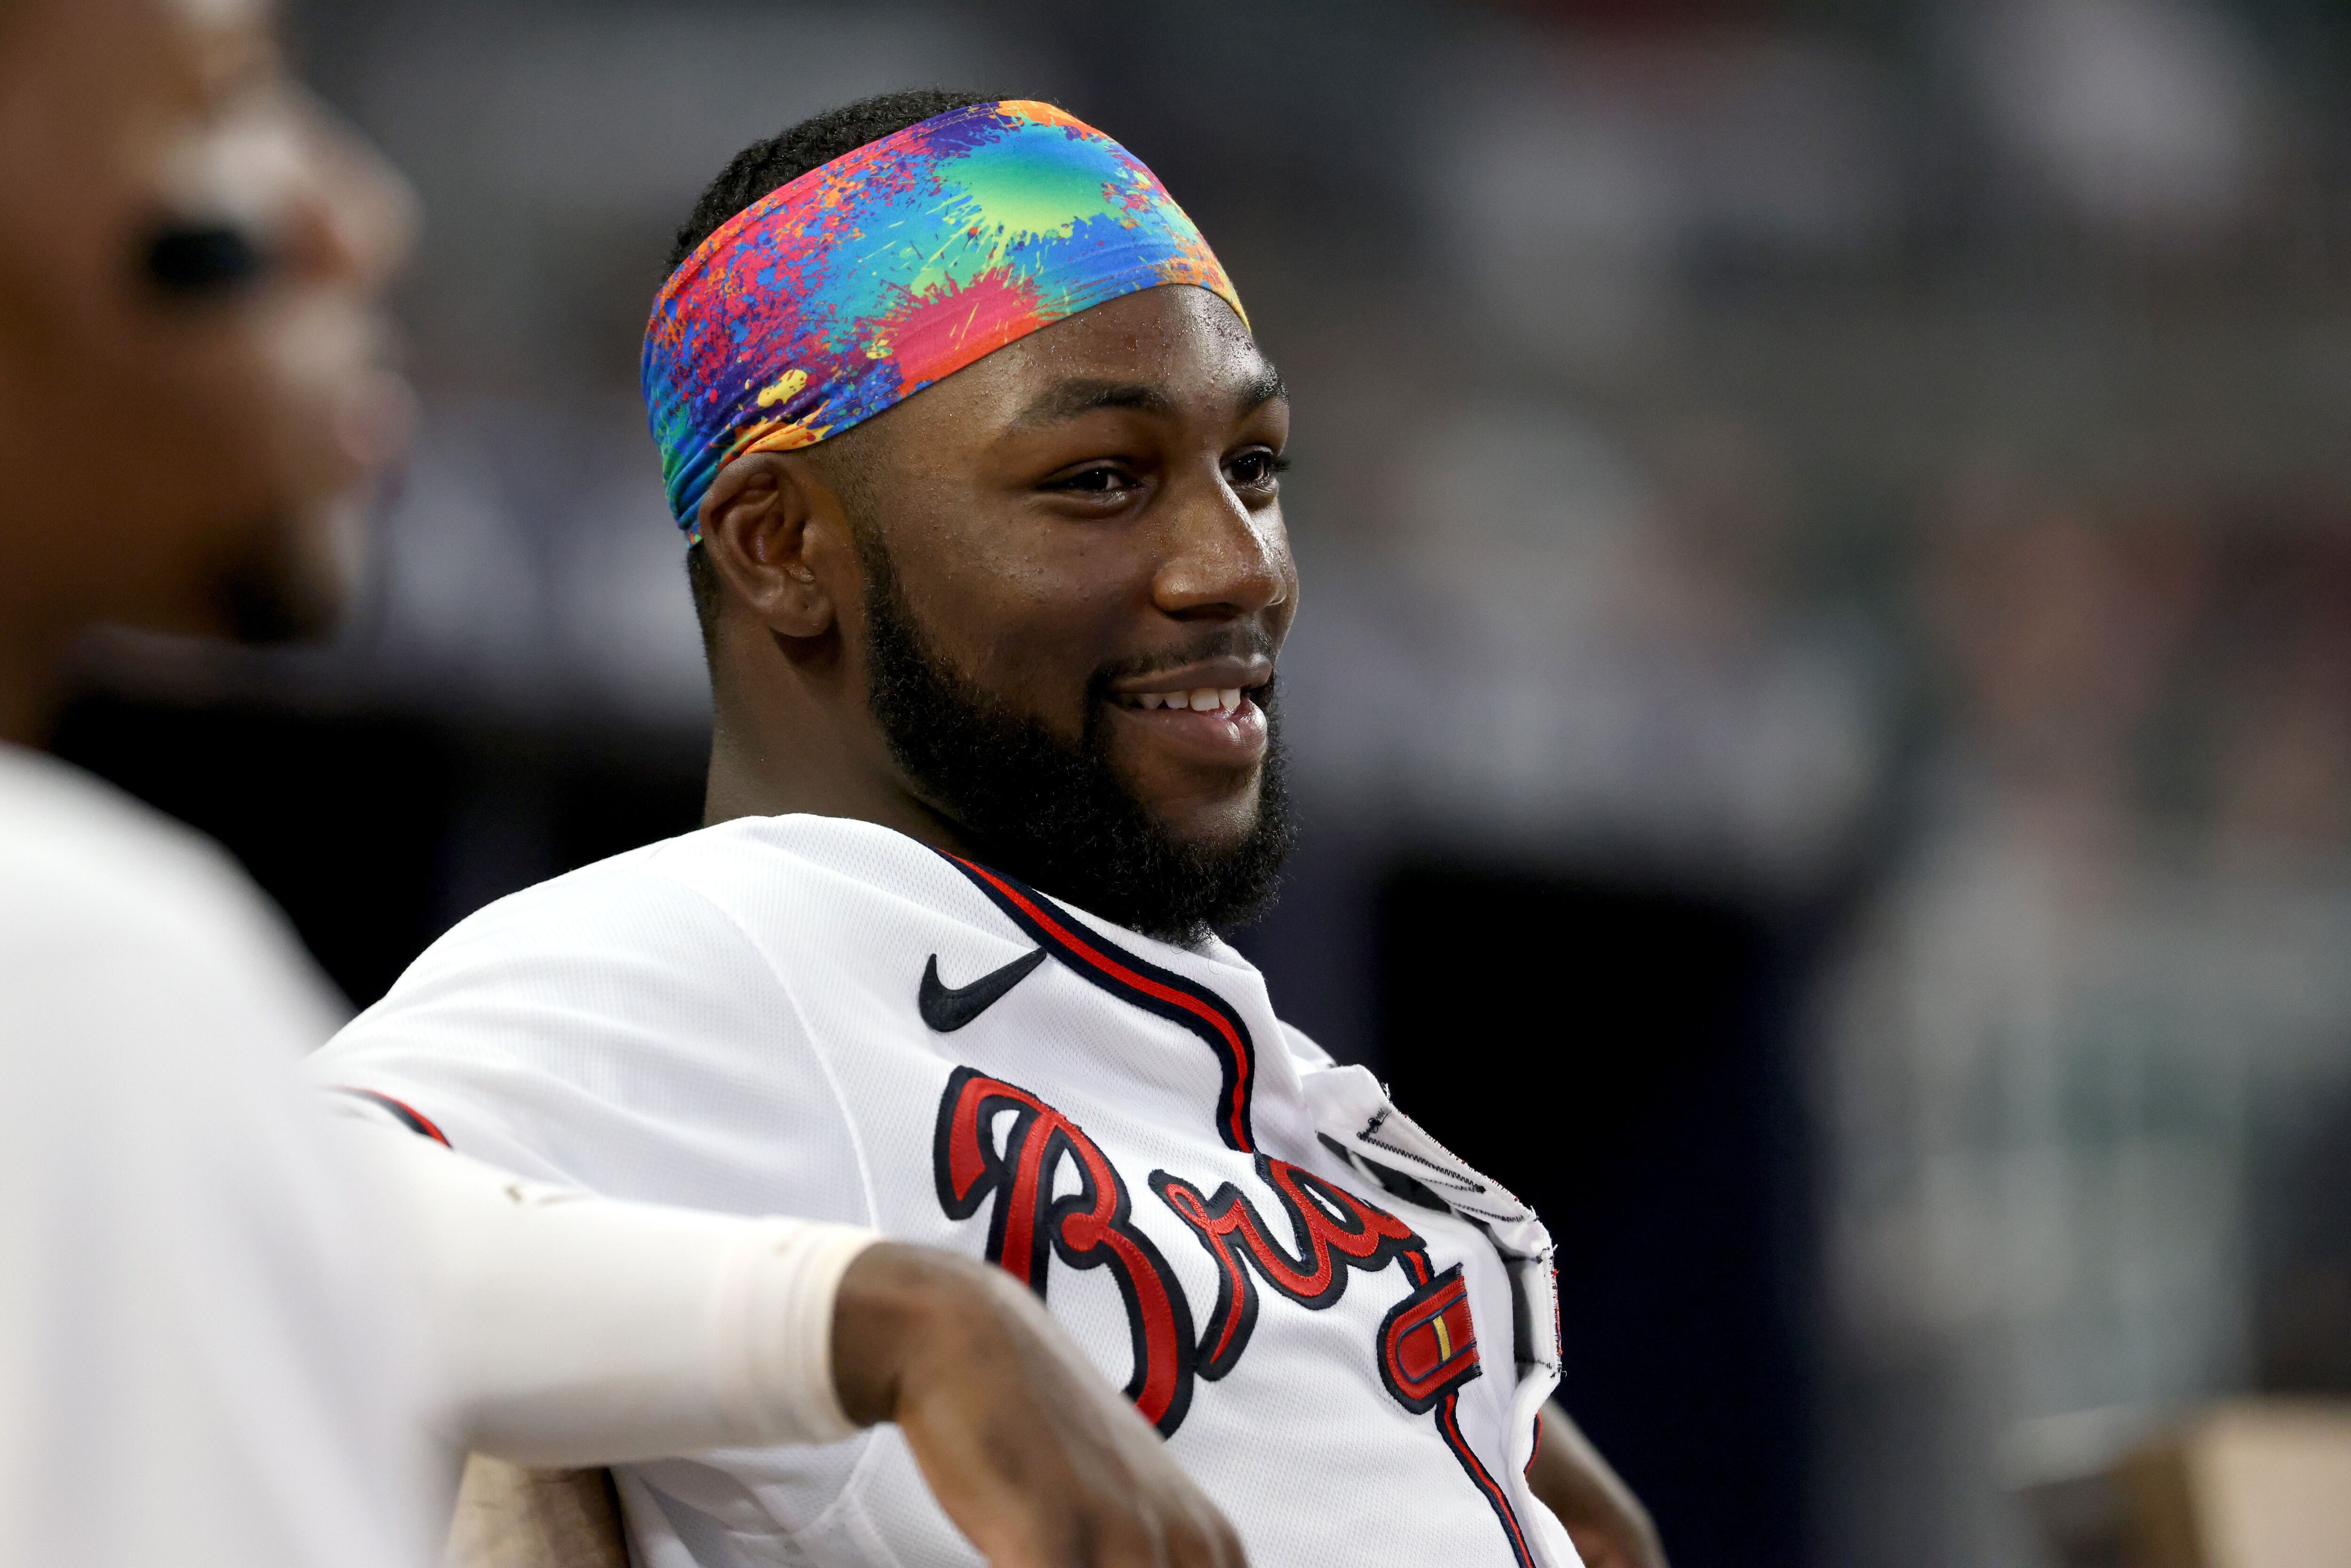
(279, 86, 417, 294)
(1150, 462, 1291, 623)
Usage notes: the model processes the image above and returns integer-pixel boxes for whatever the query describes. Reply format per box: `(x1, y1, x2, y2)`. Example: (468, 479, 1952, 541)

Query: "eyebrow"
(1008, 364, 1291, 432)
(1011, 380, 1178, 429)
(1239, 367, 1288, 410)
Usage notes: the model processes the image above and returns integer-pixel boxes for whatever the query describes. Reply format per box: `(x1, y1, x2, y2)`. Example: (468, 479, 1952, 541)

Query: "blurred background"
(59, 0, 2351, 1562)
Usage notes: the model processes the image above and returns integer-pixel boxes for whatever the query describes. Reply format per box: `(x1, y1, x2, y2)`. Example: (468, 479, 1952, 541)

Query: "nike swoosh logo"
(919, 947, 1049, 1032)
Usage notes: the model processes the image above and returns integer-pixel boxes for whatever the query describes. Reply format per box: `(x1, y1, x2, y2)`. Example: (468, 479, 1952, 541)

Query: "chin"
(1151, 782, 1265, 858)
(206, 494, 365, 645)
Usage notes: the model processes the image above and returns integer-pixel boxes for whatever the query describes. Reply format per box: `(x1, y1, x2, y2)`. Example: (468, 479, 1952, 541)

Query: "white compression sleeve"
(331, 1117, 881, 1467)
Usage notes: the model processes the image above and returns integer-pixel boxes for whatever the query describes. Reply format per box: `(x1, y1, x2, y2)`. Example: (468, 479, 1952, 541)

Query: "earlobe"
(699, 453, 840, 639)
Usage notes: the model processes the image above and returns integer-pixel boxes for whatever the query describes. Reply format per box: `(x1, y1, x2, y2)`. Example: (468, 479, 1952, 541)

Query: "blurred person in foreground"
(0, 7, 1251, 1566)
(316, 91, 1664, 1568)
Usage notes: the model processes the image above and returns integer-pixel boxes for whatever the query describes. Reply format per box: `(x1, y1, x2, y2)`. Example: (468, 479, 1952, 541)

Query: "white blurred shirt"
(0, 741, 438, 1568)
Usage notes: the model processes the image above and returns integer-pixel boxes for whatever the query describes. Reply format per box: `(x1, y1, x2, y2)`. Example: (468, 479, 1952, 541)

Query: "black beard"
(859, 536, 1294, 945)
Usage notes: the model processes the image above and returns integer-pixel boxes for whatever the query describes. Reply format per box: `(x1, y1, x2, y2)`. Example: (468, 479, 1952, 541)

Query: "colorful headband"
(643, 99, 1247, 541)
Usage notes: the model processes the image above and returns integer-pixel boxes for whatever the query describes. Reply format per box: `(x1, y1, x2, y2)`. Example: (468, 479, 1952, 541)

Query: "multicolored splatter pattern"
(643, 99, 1247, 539)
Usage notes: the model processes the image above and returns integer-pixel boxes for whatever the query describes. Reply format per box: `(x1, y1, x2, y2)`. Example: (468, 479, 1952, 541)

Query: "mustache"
(1089, 624, 1281, 692)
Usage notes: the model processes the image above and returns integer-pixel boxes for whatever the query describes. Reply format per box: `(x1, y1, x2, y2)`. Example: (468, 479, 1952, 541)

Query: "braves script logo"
(931, 1066, 1199, 1434)
(926, 853, 1539, 1568)
(932, 1069, 1536, 1567)
(1149, 1156, 1424, 1380)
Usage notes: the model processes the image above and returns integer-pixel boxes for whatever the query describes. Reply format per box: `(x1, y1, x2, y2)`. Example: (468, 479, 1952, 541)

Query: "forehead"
(162, 0, 277, 96)
(0, 0, 274, 137)
(13, 0, 273, 56)
(913, 284, 1274, 431)
(1012, 283, 1262, 384)
(172, 0, 269, 24)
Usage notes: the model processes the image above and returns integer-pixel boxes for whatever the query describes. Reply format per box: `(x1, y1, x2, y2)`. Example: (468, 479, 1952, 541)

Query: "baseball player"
(0, 11, 1240, 1564)
(315, 92, 1663, 1568)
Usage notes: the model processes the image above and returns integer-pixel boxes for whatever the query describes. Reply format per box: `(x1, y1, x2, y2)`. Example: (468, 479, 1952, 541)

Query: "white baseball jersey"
(310, 813, 1574, 1568)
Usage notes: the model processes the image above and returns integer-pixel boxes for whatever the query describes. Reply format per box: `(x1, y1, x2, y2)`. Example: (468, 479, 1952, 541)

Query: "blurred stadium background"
(57, 0, 2351, 1563)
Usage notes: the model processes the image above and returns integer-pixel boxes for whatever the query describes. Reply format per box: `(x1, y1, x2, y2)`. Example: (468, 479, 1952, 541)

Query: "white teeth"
(1122, 686, 1253, 712)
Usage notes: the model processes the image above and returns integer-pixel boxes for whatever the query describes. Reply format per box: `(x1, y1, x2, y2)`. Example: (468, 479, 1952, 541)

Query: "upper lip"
(1107, 656, 1274, 697)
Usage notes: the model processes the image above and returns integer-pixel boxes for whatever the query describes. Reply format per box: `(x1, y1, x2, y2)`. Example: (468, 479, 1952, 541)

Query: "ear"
(697, 452, 852, 639)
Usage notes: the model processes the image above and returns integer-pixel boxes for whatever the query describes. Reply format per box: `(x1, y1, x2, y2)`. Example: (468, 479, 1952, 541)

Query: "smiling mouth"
(1112, 686, 1255, 714)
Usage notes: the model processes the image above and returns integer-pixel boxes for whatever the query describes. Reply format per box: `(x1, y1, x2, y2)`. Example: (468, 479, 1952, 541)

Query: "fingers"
(1162, 1505, 1250, 1568)
(945, 1453, 1248, 1568)
(905, 1388, 1251, 1568)
(1030, 1496, 1249, 1568)
(865, 1246, 1252, 1568)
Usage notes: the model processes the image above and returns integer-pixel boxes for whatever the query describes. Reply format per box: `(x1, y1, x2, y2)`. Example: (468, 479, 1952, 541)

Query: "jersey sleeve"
(307, 859, 869, 1224)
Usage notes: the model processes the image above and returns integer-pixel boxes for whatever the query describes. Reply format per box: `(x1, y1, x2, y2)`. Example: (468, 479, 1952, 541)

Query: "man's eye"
(1227, 450, 1287, 488)
(1049, 465, 1133, 495)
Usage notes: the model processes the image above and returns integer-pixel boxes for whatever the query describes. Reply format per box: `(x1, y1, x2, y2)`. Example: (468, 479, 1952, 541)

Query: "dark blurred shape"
(2256, 1100, 2351, 1395)
(1376, 862, 1808, 1568)
(142, 222, 268, 299)
(50, 694, 703, 1009)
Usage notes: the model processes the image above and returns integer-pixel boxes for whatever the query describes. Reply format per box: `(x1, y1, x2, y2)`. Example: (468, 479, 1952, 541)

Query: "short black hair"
(667, 88, 1001, 275)
(673, 88, 1002, 644)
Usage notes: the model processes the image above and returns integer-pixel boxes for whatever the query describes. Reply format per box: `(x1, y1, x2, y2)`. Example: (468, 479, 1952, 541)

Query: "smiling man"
(315, 93, 1660, 1568)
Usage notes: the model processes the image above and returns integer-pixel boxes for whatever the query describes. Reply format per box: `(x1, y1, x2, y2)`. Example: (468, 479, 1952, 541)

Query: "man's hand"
(1526, 1402, 1667, 1568)
(833, 1243, 1248, 1568)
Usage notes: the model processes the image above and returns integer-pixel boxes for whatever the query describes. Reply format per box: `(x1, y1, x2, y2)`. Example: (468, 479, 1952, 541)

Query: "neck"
(700, 634, 968, 854)
(0, 423, 78, 749)
(0, 591, 70, 750)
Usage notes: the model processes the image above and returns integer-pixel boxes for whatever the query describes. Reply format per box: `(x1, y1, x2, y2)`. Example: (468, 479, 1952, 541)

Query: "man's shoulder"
(362, 813, 991, 1035)
(315, 815, 936, 1191)
(643, 812, 962, 901)
(433, 812, 963, 951)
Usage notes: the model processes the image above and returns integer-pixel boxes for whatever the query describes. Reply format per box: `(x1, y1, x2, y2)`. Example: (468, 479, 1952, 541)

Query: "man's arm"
(352, 1122, 1248, 1568)
(1526, 1403, 1667, 1568)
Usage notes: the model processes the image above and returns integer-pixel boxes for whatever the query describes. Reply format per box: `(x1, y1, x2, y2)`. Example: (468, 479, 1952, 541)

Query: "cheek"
(142, 288, 387, 517)
(895, 528, 1140, 729)
(252, 290, 398, 493)
(966, 593, 1124, 735)
(57, 290, 388, 629)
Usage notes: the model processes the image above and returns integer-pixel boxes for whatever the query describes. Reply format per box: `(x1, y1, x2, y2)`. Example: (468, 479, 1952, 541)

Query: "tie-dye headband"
(643, 99, 1247, 541)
